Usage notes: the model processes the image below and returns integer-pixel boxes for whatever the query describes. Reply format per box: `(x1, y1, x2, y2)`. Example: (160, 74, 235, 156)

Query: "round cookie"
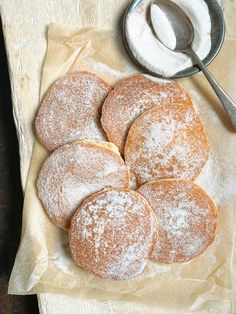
(35, 71, 112, 152)
(124, 103, 209, 186)
(69, 188, 158, 280)
(101, 74, 192, 152)
(37, 140, 130, 230)
(138, 179, 217, 263)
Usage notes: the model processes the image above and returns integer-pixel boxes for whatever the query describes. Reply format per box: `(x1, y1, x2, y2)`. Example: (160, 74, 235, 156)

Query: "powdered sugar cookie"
(37, 141, 130, 230)
(35, 71, 112, 152)
(124, 103, 209, 186)
(138, 179, 217, 263)
(101, 74, 191, 152)
(69, 188, 158, 280)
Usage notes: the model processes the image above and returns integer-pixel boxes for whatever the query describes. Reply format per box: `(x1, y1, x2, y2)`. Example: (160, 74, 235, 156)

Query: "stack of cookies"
(35, 72, 217, 280)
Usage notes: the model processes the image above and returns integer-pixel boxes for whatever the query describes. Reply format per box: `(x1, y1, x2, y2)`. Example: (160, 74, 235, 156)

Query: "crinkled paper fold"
(8, 20, 236, 314)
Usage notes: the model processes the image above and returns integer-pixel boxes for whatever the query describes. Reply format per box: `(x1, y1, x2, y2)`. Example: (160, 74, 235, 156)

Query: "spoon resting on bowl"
(151, 0, 236, 129)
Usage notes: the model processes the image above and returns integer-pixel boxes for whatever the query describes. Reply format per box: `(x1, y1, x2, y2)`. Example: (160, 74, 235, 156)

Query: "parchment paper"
(8, 20, 236, 314)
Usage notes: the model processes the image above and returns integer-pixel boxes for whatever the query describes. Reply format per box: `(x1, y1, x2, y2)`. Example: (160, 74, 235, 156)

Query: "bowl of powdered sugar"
(123, 0, 225, 78)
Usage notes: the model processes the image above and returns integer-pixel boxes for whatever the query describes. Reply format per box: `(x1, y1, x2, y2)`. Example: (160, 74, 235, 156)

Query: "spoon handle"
(188, 48, 236, 129)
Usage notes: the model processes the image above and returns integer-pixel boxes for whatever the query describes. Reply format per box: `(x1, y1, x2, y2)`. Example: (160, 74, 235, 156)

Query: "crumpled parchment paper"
(8, 12, 236, 314)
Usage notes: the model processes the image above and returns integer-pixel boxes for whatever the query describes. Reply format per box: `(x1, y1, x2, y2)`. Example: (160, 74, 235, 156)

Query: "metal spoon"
(151, 0, 236, 128)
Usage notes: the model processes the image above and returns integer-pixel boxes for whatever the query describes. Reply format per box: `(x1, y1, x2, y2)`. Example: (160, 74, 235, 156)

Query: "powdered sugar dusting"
(125, 0, 211, 77)
(138, 180, 217, 263)
(36, 71, 112, 151)
(101, 74, 191, 152)
(37, 141, 129, 230)
(125, 104, 209, 185)
(69, 189, 158, 280)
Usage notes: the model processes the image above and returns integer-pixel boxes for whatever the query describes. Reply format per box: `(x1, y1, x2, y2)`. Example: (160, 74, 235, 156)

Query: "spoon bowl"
(151, 0, 195, 52)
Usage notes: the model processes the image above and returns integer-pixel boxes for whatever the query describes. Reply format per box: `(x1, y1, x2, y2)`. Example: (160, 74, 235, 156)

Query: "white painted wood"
(37, 294, 157, 314)
(0, 0, 235, 313)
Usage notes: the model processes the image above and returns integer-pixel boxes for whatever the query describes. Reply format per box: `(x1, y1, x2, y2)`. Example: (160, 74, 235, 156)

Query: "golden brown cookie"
(37, 140, 130, 230)
(69, 188, 158, 280)
(35, 71, 112, 152)
(138, 179, 217, 263)
(124, 103, 209, 186)
(101, 74, 192, 152)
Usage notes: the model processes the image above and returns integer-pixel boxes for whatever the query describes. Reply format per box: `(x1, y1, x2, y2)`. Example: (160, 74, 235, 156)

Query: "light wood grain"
(0, 0, 235, 313)
(37, 294, 159, 314)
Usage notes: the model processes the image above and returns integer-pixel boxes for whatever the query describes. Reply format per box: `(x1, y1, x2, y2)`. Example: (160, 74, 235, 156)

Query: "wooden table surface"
(0, 18, 39, 314)
(0, 0, 235, 313)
